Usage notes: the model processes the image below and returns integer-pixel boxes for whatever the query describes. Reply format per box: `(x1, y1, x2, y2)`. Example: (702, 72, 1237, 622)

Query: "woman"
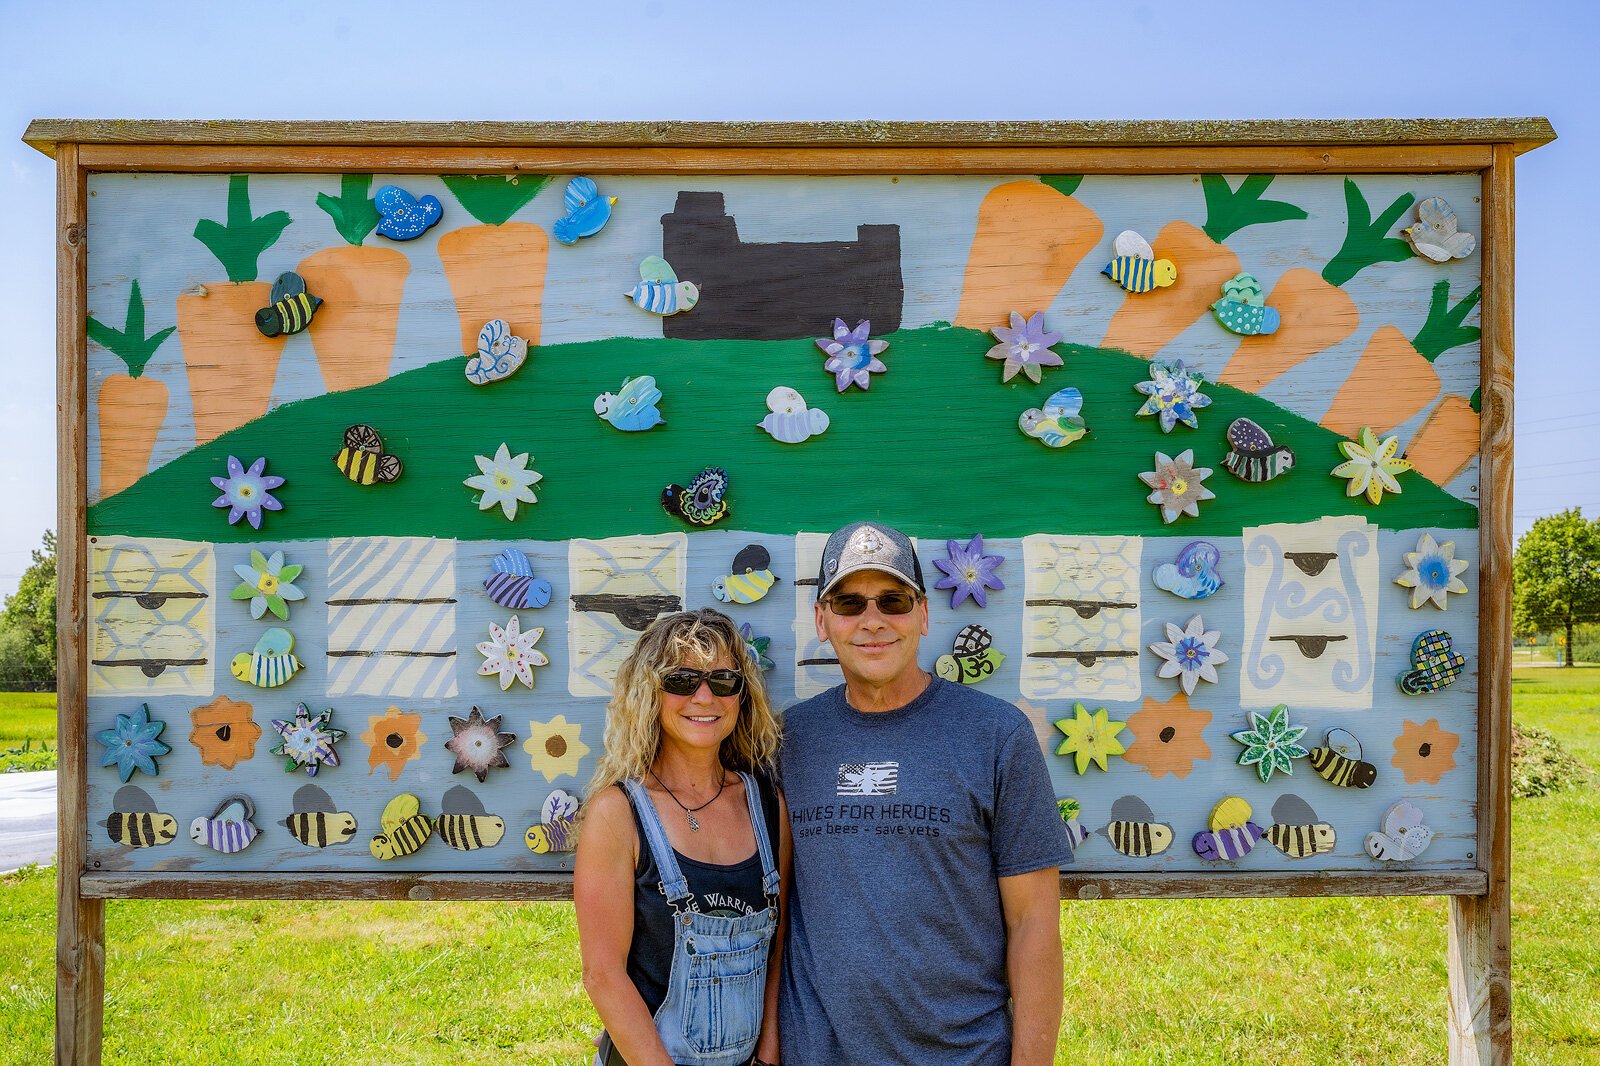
(575, 608, 788, 1066)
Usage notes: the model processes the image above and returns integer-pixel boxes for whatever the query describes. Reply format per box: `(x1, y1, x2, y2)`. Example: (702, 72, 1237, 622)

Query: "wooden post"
(1448, 143, 1514, 1065)
(54, 141, 104, 1066)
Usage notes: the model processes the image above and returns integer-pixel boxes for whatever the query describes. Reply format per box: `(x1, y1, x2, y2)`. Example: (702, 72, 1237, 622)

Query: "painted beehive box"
(84, 170, 1482, 874)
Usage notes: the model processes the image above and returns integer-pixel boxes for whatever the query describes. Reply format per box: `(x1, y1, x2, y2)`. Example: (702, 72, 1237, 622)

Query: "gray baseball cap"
(816, 521, 925, 599)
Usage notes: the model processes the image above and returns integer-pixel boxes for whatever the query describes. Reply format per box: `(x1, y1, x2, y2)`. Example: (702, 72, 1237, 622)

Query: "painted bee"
(1191, 795, 1265, 862)
(1223, 418, 1296, 483)
(190, 794, 262, 854)
(1365, 799, 1433, 862)
(1104, 795, 1173, 857)
(712, 544, 779, 605)
(1101, 230, 1177, 294)
(1307, 728, 1377, 789)
(625, 255, 698, 316)
(1265, 794, 1336, 858)
(333, 424, 403, 485)
(1056, 798, 1090, 850)
(103, 785, 177, 848)
(370, 793, 433, 860)
(281, 784, 358, 848)
(526, 789, 580, 854)
(230, 627, 301, 688)
(436, 813, 506, 851)
(255, 271, 322, 337)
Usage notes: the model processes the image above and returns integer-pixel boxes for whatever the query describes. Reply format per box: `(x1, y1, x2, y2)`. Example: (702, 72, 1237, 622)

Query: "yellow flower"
(1053, 702, 1127, 775)
(523, 714, 591, 782)
(1331, 427, 1413, 505)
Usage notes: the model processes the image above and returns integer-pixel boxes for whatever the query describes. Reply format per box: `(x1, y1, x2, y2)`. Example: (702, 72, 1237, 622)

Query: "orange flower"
(1122, 691, 1213, 779)
(360, 708, 428, 782)
(1392, 718, 1459, 784)
(189, 696, 261, 769)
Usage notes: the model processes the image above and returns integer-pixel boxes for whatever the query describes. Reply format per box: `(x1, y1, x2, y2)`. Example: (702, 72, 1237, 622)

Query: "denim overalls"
(611, 772, 779, 1066)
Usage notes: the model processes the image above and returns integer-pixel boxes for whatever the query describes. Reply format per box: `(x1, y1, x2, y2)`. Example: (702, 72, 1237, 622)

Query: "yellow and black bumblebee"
(334, 424, 403, 485)
(1307, 727, 1378, 789)
(1104, 795, 1173, 858)
(255, 271, 323, 337)
(281, 784, 358, 848)
(1265, 794, 1337, 858)
(104, 786, 177, 848)
(435, 785, 505, 851)
(370, 793, 434, 860)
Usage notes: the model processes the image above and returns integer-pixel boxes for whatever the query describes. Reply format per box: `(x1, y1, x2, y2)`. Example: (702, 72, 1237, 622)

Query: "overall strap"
(739, 771, 781, 905)
(620, 778, 691, 910)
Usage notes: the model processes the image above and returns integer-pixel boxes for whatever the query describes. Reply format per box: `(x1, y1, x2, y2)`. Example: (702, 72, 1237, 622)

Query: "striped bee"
(436, 813, 506, 851)
(333, 424, 403, 485)
(190, 794, 262, 854)
(1223, 418, 1296, 483)
(1191, 795, 1265, 862)
(1056, 798, 1091, 851)
(254, 271, 322, 337)
(104, 785, 177, 848)
(1104, 795, 1173, 858)
(1265, 794, 1336, 859)
(712, 544, 779, 605)
(1307, 728, 1377, 789)
(1101, 230, 1178, 294)
(370, 793, 433, 860)
(483, 548, 552, 610)
(934, 623, 1005, 686)
(230, 627, 301, 688)
(526, 789, 580, 854)
(625, 255, 698, 316)
(281, 784, 358, 848)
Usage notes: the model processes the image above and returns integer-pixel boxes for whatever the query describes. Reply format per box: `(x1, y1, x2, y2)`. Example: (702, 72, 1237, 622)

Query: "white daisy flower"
(476, 615, 549, 691)
(465, 443, 543, 521)
(1149, 614, 1228, 695)
(1395, 532, 1470, 610)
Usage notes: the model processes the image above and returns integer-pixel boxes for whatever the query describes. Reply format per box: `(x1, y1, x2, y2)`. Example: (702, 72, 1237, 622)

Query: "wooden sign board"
(30, 118, 1551, 1065)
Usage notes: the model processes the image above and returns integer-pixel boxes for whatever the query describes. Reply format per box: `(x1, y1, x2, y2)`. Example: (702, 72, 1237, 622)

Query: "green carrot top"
(1200, 174, 1307, 243)
(1322, 179, 1415, 288)
(441, 175, 553, 226)
(1411, 280, 1482, 362)
(193, 174, 292, 283)
(1041, 175, 1084, 198)
(316, 174, 381, 246)
(86, 280, 174, 379)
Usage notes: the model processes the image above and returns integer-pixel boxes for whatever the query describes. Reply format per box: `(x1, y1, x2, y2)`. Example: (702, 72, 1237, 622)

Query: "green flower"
(231, 549, 306, 621)
(1230, 705, 1308, 784)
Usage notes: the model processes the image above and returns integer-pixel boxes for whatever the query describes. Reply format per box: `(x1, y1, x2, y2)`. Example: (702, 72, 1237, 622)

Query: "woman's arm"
(574, 786, 675, 1066)
(752, 788, 790, 1065)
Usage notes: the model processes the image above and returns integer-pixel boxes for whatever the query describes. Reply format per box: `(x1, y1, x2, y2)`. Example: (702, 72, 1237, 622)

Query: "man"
(778, 521, 1071, 1065)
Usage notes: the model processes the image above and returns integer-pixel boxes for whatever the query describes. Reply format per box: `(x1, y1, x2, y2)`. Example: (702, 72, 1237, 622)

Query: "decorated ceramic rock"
(190, 794, 262, 854)
(477, 615, 549, 691)
(1134, 360, 1212, 433)
(483, 548, 553, 610)
(254, 272, 322, 338)
(1395, 533, 1470, 610)
(1054, 703, 1127, 774)
(1222, 417, 1295, 483)
(465, 319, 529, 385)
(552, 176, 616, 244)
(230, 627, 302, 689)
(269, 702, 346, 777)
(1210, 272, 1281, 335)
(1191, 796, 1265, 862)
(370, 793, 434, 860)
(96, 703, 171, 782)
(1152, 542, 1223, 600)
(374, 185, 444, 240)
(1057, 798, 1091, 850)
(211, 455, 284, 529)
(1365, 799, 1435, 861)
(1104, 795, 1173, 857)
(280, 784, 359, 848)
(713, 544, 779, 605)
(1231, 705, 1309, 784)
(934, 623, 1005, 685)
(817, 320, 889, 392)
(334, 424, 403, 485)
(1308, 727, 1378, 789)
(1140, 450, 1216, 524)
(626, 256, 698, 315)
(1332, 427, 1413, 505)
(1018, 387, 1086, 448)
(1398, 629, 1466, 694)
(526, 788, 581, 854)
(103, 785, 178, 848)
(1402, 196, 1475, 262)
(1149, 615, 1228, 694)
(933, 534, 1005, 609)
(445, 707, 517, 783)
(1102, 230, 1177, 293)
(436, 784, 506, 850)
(662, 467, 730, 526)
(758, 386, 830, 443)
(1265, 794, 1337, 858)
(596, 376, 666, 432)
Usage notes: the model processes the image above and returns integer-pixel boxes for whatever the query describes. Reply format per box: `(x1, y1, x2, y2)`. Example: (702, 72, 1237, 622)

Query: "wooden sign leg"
(1448, 894, 1510, 1064)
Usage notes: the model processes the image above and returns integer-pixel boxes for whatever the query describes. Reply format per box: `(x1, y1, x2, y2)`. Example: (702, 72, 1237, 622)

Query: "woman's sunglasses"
(660, 668, 746, 697)
(821, 591, 920, 616)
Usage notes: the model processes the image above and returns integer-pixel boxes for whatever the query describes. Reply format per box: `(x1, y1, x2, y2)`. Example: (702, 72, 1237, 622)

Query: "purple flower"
(932, 534, 1006, 609)
(210, 456, 284, 530)
(816, 319, 889, 392)
(986, 311, 1064, 384)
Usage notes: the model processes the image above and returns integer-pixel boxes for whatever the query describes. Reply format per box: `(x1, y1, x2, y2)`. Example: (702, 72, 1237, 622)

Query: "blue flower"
(210, 456, 285, 530)
(96, 703, 171, 782)
(932, 534, 1006, 609)
(1135, 360, 1213, 433)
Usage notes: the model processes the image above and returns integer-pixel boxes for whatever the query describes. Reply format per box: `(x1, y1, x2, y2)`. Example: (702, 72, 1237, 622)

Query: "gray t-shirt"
(778, 677, 1073, 1065)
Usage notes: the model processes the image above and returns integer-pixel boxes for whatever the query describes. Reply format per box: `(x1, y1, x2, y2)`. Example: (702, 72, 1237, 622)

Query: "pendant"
(687, 812, 701, 832)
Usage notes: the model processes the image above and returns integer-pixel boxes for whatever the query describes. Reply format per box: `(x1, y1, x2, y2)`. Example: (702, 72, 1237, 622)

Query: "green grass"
(4, 672, 1596, 1064)
(0, 692, 56, 772)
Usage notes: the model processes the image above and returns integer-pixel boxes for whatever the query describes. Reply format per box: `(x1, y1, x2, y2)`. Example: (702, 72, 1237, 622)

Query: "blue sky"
(0, 0, 1591, 598)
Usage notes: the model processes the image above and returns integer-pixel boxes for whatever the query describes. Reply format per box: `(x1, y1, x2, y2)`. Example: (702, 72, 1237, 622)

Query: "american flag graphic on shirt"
(837, 762, 899, 796)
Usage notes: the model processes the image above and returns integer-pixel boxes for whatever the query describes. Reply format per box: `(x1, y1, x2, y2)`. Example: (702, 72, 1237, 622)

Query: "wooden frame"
(31, 117, 1550, 1066)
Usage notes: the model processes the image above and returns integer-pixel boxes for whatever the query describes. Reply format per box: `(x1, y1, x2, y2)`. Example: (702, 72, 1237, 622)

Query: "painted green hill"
(89, 325, 1477, 541)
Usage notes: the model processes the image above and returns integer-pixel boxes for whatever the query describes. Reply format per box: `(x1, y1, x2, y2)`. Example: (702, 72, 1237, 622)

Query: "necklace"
(650, 770, 726, 832)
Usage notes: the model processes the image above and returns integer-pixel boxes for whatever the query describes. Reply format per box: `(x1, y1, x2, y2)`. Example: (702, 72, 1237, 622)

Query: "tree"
(1513, 510, 1600, 667)
(0, 529, 56, 690)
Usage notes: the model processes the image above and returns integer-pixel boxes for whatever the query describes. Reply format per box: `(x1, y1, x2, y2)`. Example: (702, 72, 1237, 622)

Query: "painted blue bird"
(594, 376, 666, 432)
(1152, 541, 1224, 600)
(553, 177, 616, 244)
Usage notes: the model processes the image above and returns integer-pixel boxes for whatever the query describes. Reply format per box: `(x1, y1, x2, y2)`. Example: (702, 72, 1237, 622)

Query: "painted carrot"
(298, 174, 412, 393)
(181, 175, 292, 445)
(1101, 175, 1305, 358)
(437, 175, 552, 355)
(954, 179, 1102, 331)
(1408, 394, 1479, 485)
(87, 280, 173, 498)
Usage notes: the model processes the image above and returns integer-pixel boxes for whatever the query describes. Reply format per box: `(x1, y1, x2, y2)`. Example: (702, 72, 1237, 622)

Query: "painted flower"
(1122, 691, 1213, 779)
(1134, 360, 1213, 432)
(210, 456, 284, 530)
(230, 549, 306, 620)
(816, 318, 888, 392)
(361, 707, 427, 781)
(1139, 450, 1216, 524)
(465, 444, 543, 521)
(987, 311, 1064, 384)
(1230, 704, 1309, 784)
(524, 714, 592, 782)
(269, 702, 345, 777)
(739, 622, 775, 672)
(1392, 717, 1460, 784)
(97, 703, 171, 782)
(477, 614, 549, 690)
(1395, 532, 1470, 610)
(445, 706, 517, 782)
(189, 695, 262, 769)
(1053, 702, 1127, 774)
(1332, 427, 1413, 505)
(1149, 614, 1229, 695)
(932, 534, 1006, 609)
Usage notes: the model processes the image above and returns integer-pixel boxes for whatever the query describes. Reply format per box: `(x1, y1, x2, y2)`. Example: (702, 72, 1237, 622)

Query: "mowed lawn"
(3, 673, 1598, 1065)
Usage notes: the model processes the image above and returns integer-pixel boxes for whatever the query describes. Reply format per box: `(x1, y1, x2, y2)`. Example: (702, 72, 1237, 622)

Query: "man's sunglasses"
(821, 591, 921, 616)
(660, 668, 746, 697)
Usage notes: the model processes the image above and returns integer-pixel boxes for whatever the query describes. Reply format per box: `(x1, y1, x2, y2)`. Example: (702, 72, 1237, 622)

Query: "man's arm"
(998, 866, 1064, 1066)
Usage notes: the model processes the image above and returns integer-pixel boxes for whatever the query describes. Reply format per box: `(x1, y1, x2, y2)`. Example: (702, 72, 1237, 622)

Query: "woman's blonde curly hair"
(585, 608, 780, 802)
